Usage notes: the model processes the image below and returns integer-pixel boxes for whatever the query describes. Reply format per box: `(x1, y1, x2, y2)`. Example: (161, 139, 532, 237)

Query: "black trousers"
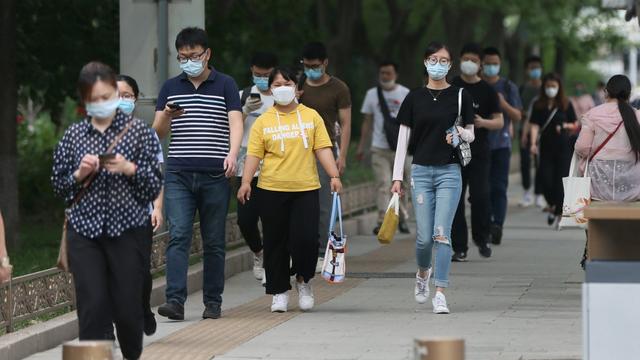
(452, 153, 491, 253)
(233, 177, 263, 253)
(68, 225, 146, 360)
(258, 188, 319, 295)
(143, 223, 153, 319)
(519, 126, 532, 191)
(538, 143, 571, 216)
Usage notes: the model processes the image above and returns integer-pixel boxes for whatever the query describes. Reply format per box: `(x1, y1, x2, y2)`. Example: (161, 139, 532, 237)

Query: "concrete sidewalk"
(27, 176, 586, 360)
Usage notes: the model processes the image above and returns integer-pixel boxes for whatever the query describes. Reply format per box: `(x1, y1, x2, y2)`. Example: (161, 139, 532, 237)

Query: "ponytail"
(618, 100, 640, 162)
(605, 74, 640, 162)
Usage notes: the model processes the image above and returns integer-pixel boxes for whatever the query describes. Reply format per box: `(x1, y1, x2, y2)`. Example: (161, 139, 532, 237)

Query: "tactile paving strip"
(141, 236, 414, 359)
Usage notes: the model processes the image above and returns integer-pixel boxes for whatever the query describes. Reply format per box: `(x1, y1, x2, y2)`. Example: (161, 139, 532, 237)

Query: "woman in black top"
(391, 42, 475, 314)
(52, 62, 162, 360)
(529, 73, 577, 227)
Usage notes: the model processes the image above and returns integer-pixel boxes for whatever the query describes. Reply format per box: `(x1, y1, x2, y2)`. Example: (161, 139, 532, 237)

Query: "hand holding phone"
(167, 103, 183, 111)
(99, 153, 116, 166)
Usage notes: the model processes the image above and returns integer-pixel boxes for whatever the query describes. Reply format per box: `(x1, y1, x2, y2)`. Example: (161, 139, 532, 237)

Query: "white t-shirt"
(360, 84, 410, 149)
(238, 85, 274, 176)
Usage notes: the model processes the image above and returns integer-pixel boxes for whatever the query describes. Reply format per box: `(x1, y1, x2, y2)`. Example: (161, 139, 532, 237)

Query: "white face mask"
(460, 60, 480, 76)
(380, 79, 396, 89)
(545, 86, 559, 98)
(272, 85, 296, 105)
(86, 94, 120, 119)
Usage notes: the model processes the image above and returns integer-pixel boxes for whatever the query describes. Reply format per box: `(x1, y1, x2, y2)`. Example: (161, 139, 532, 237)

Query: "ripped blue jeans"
(411, 163, 462, 288)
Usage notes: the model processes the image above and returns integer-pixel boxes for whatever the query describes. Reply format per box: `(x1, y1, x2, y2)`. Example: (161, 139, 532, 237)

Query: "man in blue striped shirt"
(153, 27, 243, 321)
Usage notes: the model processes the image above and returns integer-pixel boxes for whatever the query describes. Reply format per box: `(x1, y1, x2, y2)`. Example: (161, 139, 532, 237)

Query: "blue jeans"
(489, 148, 511, 227)
(164, 170, 230, 306)
(411, 163, 462, 288)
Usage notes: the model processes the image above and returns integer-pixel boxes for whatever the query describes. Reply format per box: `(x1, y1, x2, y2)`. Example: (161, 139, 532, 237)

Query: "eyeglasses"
(425, 56, 450, 66)
(301, 60, 324, 70)
(177, 49, 208, 64)
(120, 93, 135, 101)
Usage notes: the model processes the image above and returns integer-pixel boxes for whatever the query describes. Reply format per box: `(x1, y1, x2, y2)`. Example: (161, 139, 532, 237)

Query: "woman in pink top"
(575, 75, 640, 202)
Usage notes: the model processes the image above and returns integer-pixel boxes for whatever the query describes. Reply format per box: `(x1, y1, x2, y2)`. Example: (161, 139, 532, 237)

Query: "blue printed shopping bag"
(321, 192, 347, 283)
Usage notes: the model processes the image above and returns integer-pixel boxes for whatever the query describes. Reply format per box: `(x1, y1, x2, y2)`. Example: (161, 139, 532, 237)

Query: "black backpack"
(377, 86, 400, 150)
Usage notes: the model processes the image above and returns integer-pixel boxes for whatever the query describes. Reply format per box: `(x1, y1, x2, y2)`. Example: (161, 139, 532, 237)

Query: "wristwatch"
(0, 256, 10, 268)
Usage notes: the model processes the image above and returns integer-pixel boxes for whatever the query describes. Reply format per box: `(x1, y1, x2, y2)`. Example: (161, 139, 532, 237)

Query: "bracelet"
(331, 176, 340, 179)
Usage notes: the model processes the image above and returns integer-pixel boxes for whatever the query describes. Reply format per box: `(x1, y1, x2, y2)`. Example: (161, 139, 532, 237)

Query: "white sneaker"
(253, 253, 264, 280)
(414, 268, 432, 304)
(316, 257, 324, 273)
(270, 293, 289, 313)
(519, 189, 533, 207)
(296, 281, 315, 311)
(432, 291, 450, 314)
(535, 195, 546, 209)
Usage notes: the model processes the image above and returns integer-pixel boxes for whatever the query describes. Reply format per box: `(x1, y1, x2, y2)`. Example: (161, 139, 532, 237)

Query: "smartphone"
(167, 103, 183, 111)
(446, 126, 460, 148)
(99, 153, 116, 165)
(249, 93, 261, 99)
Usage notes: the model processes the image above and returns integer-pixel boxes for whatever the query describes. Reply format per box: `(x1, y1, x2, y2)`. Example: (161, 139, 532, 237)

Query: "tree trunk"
(0, 0, 19, 249)
(554, 40, 566, 78)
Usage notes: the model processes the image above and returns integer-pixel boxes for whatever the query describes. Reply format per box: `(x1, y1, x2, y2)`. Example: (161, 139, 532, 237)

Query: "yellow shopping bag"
(377, 193, 399, 244)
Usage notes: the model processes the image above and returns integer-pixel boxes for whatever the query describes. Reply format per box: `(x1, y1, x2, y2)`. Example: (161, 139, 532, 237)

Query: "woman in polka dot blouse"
(51, 61, 162, 360)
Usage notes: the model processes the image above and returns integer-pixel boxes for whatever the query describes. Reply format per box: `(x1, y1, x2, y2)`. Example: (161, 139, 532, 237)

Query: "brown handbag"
(57, 120, 133, 272)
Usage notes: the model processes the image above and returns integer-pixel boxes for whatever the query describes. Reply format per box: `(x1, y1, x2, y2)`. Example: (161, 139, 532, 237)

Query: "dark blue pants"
(489, 148, 511, 227)
(164, 170, 230, 306)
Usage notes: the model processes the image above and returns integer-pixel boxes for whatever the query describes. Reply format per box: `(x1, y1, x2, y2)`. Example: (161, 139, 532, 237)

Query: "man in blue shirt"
(482, 47, 522, 245)
(153, 27, 243, 321)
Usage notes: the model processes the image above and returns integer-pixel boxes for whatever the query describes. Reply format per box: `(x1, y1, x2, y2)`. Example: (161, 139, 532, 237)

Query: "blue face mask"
(483, 64, 500, 77)
(304, 67, 324, 80)
(529, 68, 542, 80)
(180, 59, 206, 78)
(424, 62, 449, 81)
(86, 96, 120, 119)
(118, 98, 135, 115)
(253, 76, 269, 91)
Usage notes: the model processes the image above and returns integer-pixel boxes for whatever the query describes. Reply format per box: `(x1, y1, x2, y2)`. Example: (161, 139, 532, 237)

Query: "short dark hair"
(379, 60, 399, 72)
(424, 41, 451, 59)
(251, 52, 278, 69)
(460, 43, 482, 58)
(268, 66, 297, 88)
(483, 46, 501, 59)
(77, 61, 117, 105)
(175, 27, 208, 50)
(117, 74, 140, 98)
(302, 41, 328, 61)
(525, 55, 542, 67)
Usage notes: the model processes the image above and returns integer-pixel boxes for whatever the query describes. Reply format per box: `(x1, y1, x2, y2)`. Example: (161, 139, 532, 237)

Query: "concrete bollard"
(62, 341, 115, 360)
(414, 337, 464, 360)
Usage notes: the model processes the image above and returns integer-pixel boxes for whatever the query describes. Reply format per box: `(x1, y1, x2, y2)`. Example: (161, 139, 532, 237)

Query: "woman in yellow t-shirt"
(237, 67, 342, 313)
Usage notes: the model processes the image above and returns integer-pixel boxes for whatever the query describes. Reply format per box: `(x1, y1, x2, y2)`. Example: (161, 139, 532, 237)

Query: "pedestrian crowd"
(42, 26, 640, 360)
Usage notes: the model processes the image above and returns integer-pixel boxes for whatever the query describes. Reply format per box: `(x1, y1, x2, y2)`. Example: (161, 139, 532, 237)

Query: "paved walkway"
(27, 181, 585, 360)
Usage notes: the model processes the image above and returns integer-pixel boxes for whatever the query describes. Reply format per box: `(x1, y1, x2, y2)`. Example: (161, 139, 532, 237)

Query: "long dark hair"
(606, 74, 640, 162)
(533, 73, 569, 111)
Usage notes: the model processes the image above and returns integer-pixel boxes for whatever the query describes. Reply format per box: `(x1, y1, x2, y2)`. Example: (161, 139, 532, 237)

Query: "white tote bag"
(559, 152, 591, 229)
(322, 193, 347, 283)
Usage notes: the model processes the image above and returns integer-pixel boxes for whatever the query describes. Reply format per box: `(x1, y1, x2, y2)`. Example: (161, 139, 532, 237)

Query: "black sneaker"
(202, 303, 221, 319)
(398, 221, 411, 234)
(373, 223, 382, 235)
(479, 244, 492, 258)
(144, 314, 157, 336)
(490, 224, 503, 245)
(451, 251, 468, 262)
(158, 302, 184, 321)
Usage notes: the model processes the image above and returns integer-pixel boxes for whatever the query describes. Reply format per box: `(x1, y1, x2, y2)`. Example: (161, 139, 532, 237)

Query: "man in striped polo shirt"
(152, 27, 243, 321)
